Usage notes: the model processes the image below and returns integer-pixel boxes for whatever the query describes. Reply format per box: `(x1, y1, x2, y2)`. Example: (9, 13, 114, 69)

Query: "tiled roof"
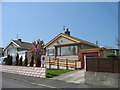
(44, 33, 98, 48)
(12, 40, 33, 49)
(68, 35, 98, 47)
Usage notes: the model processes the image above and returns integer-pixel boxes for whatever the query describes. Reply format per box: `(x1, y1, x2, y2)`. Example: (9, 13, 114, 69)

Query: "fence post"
(57, 58, 59, 69)
(66, 59, 68, 70)
(49, 57, 51, 69)
(98, 58, 99, 72)
(112, 58, 114, 73)
(86, 58, 87, 71)
(75, 60, 77, 70)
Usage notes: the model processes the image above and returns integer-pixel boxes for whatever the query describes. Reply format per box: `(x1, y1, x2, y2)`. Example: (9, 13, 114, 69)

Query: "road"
(2, 76, 46, 88)
(2, 72, 109, 89)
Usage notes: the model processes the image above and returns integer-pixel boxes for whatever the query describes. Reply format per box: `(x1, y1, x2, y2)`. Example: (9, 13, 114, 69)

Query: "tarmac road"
(2, 72, 113, 89)
(2, 76, 46, 88)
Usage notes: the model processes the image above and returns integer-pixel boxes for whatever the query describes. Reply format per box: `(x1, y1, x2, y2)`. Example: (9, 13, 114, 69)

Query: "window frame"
(57, 45, 78, 56)
(47, 49, 55, 56)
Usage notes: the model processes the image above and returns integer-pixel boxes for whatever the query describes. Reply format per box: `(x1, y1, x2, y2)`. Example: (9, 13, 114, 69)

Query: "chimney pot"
(65, 28, 70, 36)
(18, 38, 22, 42)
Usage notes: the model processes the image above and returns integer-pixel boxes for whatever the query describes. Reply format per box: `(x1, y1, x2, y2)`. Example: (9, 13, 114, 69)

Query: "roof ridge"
(12, 40, 32, 44)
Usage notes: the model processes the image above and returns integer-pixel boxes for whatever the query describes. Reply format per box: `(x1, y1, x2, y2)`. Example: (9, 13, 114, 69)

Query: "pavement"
(2, 72, 112, 88)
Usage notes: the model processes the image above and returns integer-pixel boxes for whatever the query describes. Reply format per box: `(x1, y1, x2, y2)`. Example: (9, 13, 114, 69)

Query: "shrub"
(24, 52, 28, 66)
(5, 54, 10, 65)
(19, 56, 23, 66)
(106, 54, 119, 58)
(16, 53, 19, 65)
(10, 55, 13, 65)
(30, 54, 34, 67)
(36, 58, 41, 67)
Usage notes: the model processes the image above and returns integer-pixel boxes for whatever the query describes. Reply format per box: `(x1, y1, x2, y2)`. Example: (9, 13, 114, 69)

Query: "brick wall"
(2, 65, 46, 78)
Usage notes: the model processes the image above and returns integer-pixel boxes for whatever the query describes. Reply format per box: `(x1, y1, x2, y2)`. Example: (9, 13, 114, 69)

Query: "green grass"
(46, 69, 74, 78)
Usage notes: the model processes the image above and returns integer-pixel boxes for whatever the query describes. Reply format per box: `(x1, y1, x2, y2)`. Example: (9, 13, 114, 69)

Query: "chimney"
(65, 28, 70, 36)
(96, 41, 98, 46)
(18, 38, 22, 42)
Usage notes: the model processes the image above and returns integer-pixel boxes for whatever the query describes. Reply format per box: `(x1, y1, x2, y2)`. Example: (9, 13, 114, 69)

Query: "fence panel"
(86, 58, 98, 72)
(114, 59, 120, 73)
(86, 58, 120, 73)
(99, 58, 113, 72)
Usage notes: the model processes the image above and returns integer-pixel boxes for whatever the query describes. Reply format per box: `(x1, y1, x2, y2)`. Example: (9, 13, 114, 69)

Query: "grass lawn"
(46, 69, 74, 78)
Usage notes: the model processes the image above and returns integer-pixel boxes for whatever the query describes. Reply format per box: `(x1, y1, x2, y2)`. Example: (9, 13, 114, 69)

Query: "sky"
(1, 2, 119, 49)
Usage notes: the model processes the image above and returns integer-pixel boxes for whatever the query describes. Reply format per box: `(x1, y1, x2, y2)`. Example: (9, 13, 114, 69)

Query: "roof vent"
(18, 38, 22, 42)
(65, 28, 70, 36)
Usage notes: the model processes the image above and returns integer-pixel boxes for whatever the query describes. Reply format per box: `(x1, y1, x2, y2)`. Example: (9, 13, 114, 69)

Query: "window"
(9, 48, 16, 55)
(57, 45, 78, 56)
(57, 47, 61, 56)
(47, 49, 55, 56)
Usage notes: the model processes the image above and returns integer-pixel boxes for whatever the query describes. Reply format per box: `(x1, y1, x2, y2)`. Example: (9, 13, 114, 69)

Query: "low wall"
(2, 65, 46, 78)
(84, 71, 119, 88)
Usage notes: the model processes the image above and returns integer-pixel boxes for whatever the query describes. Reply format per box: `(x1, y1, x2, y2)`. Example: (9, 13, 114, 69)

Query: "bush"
(30, 54, 34, 67)
(19, 56, 23, 66)
(36, 58, 41, 67)
(10, 55, 13, 65)
(5, 54, 10, 65)
(24, 52, 28, 66)
(106, 54, 119, 58)
(16, 53, 19, 65)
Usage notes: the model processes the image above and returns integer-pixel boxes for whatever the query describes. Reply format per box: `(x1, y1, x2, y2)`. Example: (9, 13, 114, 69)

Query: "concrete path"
(51, 69, 86, 84)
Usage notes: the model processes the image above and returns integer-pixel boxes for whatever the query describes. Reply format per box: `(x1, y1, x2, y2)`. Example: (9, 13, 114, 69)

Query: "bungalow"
(3, 39, 33, 62)
(44, 29, 114, 68)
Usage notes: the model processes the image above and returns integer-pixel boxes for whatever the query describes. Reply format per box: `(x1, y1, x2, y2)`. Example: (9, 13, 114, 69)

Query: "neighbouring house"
(100, 46, 119, 55)
(3, 39, 33, 62)
(0, 47, 4, 57)
(44, 29, 114, 68)
(0, 47, 5, 64)
(109, 49, 119, 55)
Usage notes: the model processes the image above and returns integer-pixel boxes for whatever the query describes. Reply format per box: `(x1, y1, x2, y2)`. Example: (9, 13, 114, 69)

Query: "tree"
(29, 39, 45, 67)
(16, 53, 19, 65)
(29, 54, 34, 67)
(24, 52, 28, 66)
(19, 56, 23, 66)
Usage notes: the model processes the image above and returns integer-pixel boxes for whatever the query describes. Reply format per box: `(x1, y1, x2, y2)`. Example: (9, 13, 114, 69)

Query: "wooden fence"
(46, 58, 81, 70)
(86, 58, 120, 73)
